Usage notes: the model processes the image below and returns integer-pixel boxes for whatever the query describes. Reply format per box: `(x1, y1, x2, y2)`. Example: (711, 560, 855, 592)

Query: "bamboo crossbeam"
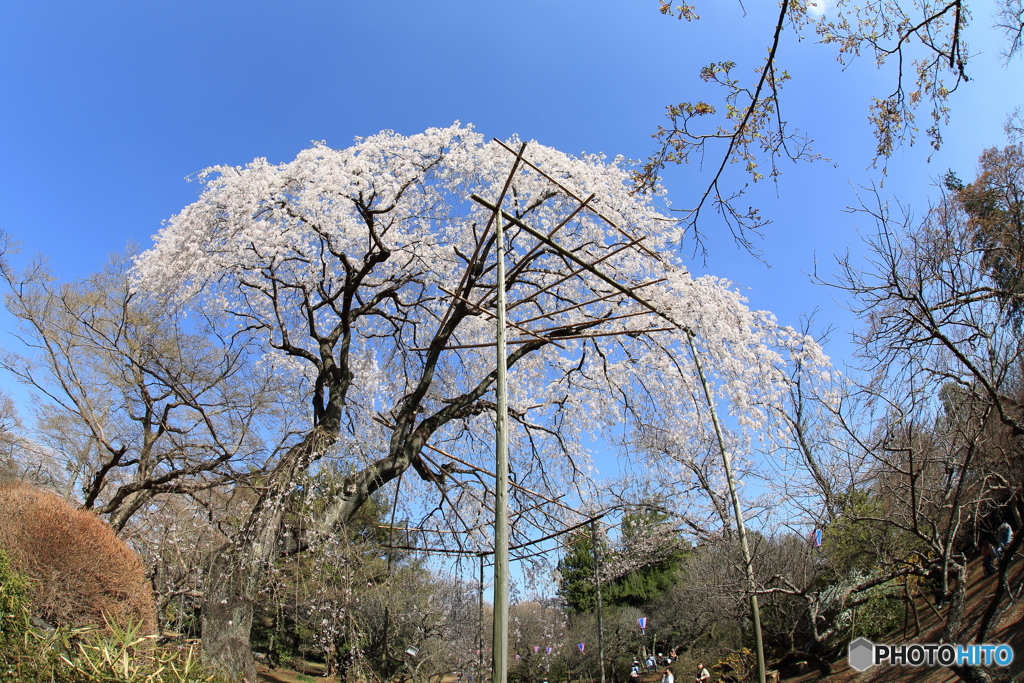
(425, 449, 578, 516)
(503, 235, 649, 316)
(412, 325, 675, 350)
(470, 195, 679, 330)
(418, 448, 496, 515)
(496, 193, 596, 288)
(527, 309, 656, 337)
(435, 229, 490, 340)
(376, 496, 564, 542)
(437, 284, 564, 349)
(493, 138, 663, 262)
(507, 511, 608, 552)
(471, 199, 603, 317)
(434, 143, 529, 339)
(380, 508, 637, 562)
(406, 427, 583, 518)
(516, 278, 667, 326)
(379, 510, 608, 559)
(381, 545, 485, 556)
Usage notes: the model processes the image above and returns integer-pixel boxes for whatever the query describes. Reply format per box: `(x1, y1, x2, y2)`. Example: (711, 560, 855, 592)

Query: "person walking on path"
(983, 541, 998, 576)
(695, 662, 710, 683)
(998, 521, 1013, 553)
(661, 667, 674, 683)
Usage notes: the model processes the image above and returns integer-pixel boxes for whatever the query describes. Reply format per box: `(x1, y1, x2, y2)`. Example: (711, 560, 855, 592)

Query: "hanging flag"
(812, 529, 823, 547)
(578, 643, 586, 653)
(638, 617, 647, 633)
(546, 647, 552, 655)
(534, 646, 540, 653)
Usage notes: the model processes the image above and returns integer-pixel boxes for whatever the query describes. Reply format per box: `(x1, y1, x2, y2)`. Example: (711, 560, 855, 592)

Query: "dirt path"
(257, 659, 336, 683)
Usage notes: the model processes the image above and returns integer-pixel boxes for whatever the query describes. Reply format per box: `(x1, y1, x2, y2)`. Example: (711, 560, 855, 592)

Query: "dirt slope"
(788, 555, 1024, 683)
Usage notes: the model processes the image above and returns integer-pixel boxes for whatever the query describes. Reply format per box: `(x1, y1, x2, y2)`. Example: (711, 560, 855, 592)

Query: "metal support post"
(492, 205, 510, 683)
(591, 520, 606, 683)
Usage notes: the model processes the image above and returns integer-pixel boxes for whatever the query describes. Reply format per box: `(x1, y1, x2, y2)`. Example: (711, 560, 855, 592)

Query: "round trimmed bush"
(0, 481, 156, 635)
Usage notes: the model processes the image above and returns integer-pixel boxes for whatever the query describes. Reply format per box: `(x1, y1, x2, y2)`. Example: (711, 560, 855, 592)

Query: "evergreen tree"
(606, 509, 686, 609)
(557, 529, 606, 614)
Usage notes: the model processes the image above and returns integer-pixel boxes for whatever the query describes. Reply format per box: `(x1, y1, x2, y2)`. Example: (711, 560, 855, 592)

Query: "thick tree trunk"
(937, 561, 1015, 683)
(195, 296, 514, 679)
(108, 488, 157, 533)
(200, 428, 336, 682)
(201, 554, 257, 682)
(941, 560, 968, 644)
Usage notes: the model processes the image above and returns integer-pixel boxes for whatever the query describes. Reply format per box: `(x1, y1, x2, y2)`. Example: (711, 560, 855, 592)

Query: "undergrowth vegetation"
(0, 549, 227, 683)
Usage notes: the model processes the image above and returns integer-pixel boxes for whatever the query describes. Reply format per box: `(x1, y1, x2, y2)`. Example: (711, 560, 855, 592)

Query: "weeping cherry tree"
(132, 123, 829, 681)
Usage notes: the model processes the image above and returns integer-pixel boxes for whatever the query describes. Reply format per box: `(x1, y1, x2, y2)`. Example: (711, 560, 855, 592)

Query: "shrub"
(712, 648, 757, 683)
(2, 547, 227, 683)
(0, 481, 156, 635)
(851, 592, 903, 642)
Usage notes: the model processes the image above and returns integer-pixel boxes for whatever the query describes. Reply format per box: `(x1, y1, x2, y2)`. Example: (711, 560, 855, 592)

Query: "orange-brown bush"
(0, 481, 156, 635)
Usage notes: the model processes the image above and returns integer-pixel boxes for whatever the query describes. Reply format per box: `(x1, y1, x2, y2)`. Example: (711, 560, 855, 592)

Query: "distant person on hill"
(982, 541, 998, 576)
(695, 662, 710, 683)
(631, 661, 641, 682)
(646, 655, 656, 672)
(998, 521, 1013, 552)
(661, 666, 674, 683)
(928, 563, 946, 608)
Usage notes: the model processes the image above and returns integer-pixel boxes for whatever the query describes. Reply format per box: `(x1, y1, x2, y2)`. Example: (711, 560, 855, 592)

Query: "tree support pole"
(492, 205, 510, 683)
(471, 189, 764, 683)
(478, 554, 485, 676)
(591, 520, 606, 683)
(687, 332, 766, 683)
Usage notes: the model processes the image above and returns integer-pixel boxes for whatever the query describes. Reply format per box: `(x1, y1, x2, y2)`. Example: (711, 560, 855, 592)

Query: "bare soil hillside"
(786, 555, 1024, 683)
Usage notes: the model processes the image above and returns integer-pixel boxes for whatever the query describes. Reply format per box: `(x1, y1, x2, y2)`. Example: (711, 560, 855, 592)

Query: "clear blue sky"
(0, 0, 1020, 411)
